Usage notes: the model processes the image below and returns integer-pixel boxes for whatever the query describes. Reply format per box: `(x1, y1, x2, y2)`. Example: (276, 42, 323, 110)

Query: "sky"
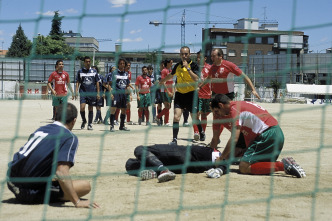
(0, 0, 331, 53)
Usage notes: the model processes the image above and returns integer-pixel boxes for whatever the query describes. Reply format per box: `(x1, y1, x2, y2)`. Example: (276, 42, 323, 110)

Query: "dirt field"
(0, 99, 331, 221)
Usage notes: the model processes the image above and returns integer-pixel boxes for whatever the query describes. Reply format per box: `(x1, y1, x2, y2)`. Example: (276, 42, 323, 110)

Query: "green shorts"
(241, 125, 284, 164)
(52, 96, 67, 107)
(137, 93, 151, 108)
(161, 92, 172, 104)
(198, 98, 211, 113)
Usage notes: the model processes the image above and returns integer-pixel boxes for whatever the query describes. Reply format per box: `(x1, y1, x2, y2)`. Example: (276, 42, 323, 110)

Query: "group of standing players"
(47, 46, 262, 145)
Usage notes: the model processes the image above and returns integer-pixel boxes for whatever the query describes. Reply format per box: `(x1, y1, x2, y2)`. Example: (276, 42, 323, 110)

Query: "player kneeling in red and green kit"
(206, 94, 306, 178)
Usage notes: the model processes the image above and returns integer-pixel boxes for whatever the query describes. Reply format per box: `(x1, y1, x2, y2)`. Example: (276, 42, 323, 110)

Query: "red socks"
(250, 162, 284, 175)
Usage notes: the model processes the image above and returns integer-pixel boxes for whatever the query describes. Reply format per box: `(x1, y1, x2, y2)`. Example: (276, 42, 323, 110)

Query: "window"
(255, 50, 262, 55)
(268, 37, 274, 44)
(256, 37, 262, 44)
(241, 36, 247, 44)
(228, 49, 236, 57)
(296, 74, 301, 83)
(229, 36, 235, 43)
(241, 50, 248, 57)
(267, 51, 274, 55)
(216, 35, 223, 45)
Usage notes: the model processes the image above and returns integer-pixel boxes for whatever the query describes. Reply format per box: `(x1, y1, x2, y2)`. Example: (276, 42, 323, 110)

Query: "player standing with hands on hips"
(7, 103, 100, 208)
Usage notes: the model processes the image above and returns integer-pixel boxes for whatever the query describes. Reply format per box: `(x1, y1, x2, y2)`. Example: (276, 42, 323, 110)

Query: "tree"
(35, 35, 74, 57)
(270, 79, 281, 102)
(49, 11, 64, 41)
(6, 24, 32, 57)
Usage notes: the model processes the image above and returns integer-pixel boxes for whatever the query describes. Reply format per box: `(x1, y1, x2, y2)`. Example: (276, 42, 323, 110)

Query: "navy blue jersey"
(107, 69, 130, 91)
(147, 73, 155, 85)
(76, 67, 99, 93)
(8, 122, 78, 183)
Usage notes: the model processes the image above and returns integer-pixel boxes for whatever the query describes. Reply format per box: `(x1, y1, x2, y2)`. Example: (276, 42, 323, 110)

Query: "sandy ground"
(0, 99, 331, 221)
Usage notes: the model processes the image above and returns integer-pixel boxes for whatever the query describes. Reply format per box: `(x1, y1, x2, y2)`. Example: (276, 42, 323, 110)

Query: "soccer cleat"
(158, 170, 176, 183)
(183, 122, 190, 127)
(119, 126, 130, 131)
(93, 119, 98, 124)
(140, 170, 157, 181)
(194, 132, 200, 141)
(110, 126, 115, 132)
(87, 124, 93, 130)
(81, 121, 87, 129)
(282, 157, 306, 178)
(97, 119, 103, 124)
(114, 120, 119, 126)
(138, 118, 142, 125)
(164, 123, 172, 127)
(127, 121, 135, 125)
(168, 138, 177, 145)
(156, 118, 162, 126)
(200, 131, 206, 141)
(146, 122, 151, 126)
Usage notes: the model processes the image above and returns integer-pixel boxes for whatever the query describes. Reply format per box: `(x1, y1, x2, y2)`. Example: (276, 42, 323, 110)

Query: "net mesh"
(1, 0, 332, 220)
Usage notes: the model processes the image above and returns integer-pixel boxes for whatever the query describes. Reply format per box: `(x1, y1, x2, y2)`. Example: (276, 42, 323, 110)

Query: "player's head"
(196, 50, 207, 65)
(180, 46, 191, 62)
(118, 58, 127, 71)
(211, 48, 224, 65)
(92, 65, 99, 73)
(55, 103, 78, 130)
(147, 65, 153, 74)
(210, 94, 231, 117)
(55, 60, 64, 72)
(163, 59, 172, 69)
(83, 56, 91, 69)
(141, 66, 148, 75)
(125, 61, 131, 71)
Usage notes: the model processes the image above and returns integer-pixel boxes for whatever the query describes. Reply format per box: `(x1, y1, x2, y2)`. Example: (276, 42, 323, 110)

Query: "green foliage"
(49, 11, 64, 41)
(270, 79, 281, 100)
(145, 52, 157, 64)
(35, 35, 74, 57)
(6, 24, 32, 57)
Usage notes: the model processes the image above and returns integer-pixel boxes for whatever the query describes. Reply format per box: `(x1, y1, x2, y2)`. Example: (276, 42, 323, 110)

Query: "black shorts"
(80, 96, 97, 106)
(7, 180, 64, 204)
(154, 90, 163, 104)
(111, 93, 127, 108)
(174, 91, 198, 113)
(96, 97, 104, 107)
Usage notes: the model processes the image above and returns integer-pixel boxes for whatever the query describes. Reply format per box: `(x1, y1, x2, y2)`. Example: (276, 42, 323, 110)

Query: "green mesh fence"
(1, 0, 332, 220)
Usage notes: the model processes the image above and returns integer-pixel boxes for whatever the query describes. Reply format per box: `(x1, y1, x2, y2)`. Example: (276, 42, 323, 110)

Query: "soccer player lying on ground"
(7, 103, 99, 208)
(125, 144, 228, 182)
(207, 94, 306, 178)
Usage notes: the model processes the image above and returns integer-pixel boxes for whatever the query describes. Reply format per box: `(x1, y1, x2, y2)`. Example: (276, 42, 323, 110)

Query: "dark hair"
(141, 66, 147, 72)
(212, 48, 224, 57)
(92, 65, 99, 73)
(55, 103, 78, 125)
(210, 94, 230, 109)
(56, 60, 63, 66)
(163, 59, 171, 67)
(118, 58, 127, 66)
(147, 65, 153, 70)
(83, 56, 91, 62)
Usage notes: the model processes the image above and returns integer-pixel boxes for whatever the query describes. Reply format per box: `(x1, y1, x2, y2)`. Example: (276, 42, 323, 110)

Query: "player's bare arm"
(56, 163, 100, 209)
(218, 127, 241, 161)
(75, 82, 80, 99)
(159, 73, 172, 85)
(241, 72, 261, 99)
(96, 81, 100, 100)
(135, 85, 140, 101)
(47, 82, 57, 96)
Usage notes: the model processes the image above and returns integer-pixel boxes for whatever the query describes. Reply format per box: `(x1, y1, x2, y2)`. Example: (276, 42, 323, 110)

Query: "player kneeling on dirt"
(207, 94, 306, 178)
(7, 103, 99, 208)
